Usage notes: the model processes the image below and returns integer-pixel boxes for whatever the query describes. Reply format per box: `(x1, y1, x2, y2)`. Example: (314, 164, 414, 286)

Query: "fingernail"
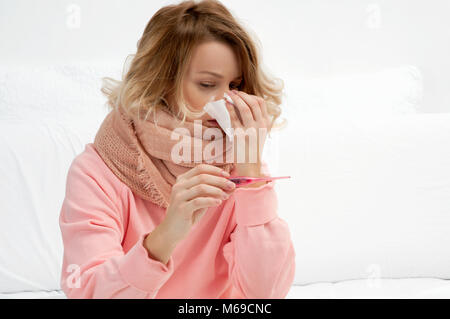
(224, 93, 234, 104)
(226, 181, 235, 189)
(222, 170, 230, 177)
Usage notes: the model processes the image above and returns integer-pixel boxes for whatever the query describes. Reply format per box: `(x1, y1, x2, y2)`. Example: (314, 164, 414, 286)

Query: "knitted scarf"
(93, 104, 235, 209)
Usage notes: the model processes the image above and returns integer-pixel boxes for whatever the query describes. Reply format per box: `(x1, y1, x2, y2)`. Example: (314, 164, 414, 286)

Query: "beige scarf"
(93, 104, 235, 209)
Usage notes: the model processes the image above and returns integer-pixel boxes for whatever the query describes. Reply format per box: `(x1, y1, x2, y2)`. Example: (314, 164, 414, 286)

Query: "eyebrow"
(198, 71, 242, 80)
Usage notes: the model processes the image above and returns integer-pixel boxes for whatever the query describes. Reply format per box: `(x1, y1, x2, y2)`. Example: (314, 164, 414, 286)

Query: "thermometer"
(228, 176, 291, 187)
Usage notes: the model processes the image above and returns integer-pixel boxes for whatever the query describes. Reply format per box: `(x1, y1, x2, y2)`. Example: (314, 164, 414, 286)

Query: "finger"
(235, 91, 263, 122)
(178, 163, 229, 182)
(256, 96, 271, 131)
(225, 99, 243, 128)
(181, 183, 231, 202)
(227, 90, 254, 127)
(182, 173, 235, 193)
(192, 209, 207, 225)
(186, 197, 223, 212)
(256, 96, 269, 120)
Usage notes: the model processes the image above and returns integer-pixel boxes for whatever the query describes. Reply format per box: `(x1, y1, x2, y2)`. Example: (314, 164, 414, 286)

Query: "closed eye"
(200, 83, 240, 89)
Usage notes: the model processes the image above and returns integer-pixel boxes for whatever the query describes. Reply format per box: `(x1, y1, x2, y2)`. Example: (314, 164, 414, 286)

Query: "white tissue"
(203, 92, 234, 141)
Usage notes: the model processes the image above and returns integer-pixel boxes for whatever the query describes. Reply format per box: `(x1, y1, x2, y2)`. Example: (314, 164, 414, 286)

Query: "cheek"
(184, 82, 209, 111)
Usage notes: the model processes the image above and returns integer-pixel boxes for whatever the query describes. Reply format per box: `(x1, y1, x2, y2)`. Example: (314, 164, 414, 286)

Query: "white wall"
(1, 0, 449, 112)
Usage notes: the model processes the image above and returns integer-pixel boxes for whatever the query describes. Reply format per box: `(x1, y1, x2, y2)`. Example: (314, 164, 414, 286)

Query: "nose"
(219, 89, 234, 100)
(212, 91, 225, 102)
(210, 86, 233, 101)
(202, 91, 229, 121)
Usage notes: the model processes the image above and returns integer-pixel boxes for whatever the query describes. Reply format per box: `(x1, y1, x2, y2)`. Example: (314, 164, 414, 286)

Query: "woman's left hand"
(225, 89, 270, 177)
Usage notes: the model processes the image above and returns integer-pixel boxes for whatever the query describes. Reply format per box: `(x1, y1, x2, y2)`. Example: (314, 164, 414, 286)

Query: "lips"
(206, 119, 219, 127)
(205, 120, 226, 136)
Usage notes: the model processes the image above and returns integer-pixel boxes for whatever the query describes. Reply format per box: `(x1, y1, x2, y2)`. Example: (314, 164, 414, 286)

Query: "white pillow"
(275, 113, 450, 285)
(0, 62, 120, 292)
(0, 119, 89, 293)
(0, 62, 120, 131)
(285, 65, 423, 117)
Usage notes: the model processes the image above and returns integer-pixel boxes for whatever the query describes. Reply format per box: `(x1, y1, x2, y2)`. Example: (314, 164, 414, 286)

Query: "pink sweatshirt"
(59, 143, 295, 298)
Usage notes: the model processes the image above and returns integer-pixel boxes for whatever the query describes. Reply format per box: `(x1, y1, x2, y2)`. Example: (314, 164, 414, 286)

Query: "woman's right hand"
(158, 164, 236, 244)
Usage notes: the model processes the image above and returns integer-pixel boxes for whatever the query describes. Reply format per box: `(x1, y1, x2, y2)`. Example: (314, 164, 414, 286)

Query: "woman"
(59, 0, 295, 298)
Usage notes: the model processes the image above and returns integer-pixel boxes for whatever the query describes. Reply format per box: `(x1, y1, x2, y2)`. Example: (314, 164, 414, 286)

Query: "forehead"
(188, 40, 241, 78)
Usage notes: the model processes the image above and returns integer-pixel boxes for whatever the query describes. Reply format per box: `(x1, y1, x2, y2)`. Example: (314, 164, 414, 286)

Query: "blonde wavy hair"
(101, 0, 286, 131)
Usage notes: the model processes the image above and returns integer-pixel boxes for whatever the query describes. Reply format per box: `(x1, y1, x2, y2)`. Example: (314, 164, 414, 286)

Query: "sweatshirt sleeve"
(59, 154, 174, 299)
(222, 178, 296, 299)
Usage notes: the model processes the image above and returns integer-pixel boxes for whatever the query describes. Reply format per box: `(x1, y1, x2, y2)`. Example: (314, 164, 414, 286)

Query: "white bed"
(2, 278, 450, 299)
(1, 63, 449, 299)
(286, 278, 450, 299)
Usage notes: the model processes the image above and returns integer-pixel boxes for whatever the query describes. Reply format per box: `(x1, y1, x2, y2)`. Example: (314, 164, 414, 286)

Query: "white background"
(1, 0, 449, 113)
(2, 0, 450, 295)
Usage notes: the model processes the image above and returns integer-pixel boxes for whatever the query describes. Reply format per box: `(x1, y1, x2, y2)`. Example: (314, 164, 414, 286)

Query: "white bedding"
(0, 289, 66, 299)
(275, 113, 450, 285)
(286, 278, 450, 299)
(1, 63, 449, 297)
(2, 279, 450, 299)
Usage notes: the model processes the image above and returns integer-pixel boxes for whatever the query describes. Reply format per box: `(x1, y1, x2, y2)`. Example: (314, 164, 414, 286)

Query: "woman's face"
(181, 40, 242, 125)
